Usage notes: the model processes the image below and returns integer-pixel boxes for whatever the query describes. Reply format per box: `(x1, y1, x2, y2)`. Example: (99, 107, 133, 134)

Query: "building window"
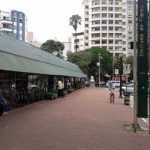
(20, 19, 23, 23)
(92, 27, 100, 31)
(108, 40, 113, 44)
(85, 24, 89, 27)
(92, 14, 100, 19)
(102, 40, 107, 44)
(108, 14, 113, 18)
(102, 7, 107, 11)
(94, 40, 100, 44)
(102, 20, 107, 24)
(85, 18, 89, 21)
(109, 26, 113, 31)
(108, 20, 113, 24)
(108, 7, 113, 11)
(85, 43, 89, 46)
(92, 20, 100, 25)
(85, 30, 89, 34)
(3, 16, 6, 20)
(102, 13, 107, 18)
(92, 33, 100, 38)
(85, 36, 88, 40)
(102, 26, 107, 31)
(13, 17, 17, 22)
(102, 33, 107, 37)
(109, 33, 113, 37)
(85, 6, 89, 9)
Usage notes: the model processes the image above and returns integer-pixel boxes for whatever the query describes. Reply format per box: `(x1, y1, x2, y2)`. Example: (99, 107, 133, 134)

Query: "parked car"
(122, 83, 134, 94)
(95, 81, 106, 87)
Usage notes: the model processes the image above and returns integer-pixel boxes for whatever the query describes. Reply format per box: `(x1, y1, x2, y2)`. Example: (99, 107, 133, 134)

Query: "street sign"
(137, 0, 148, 118)
(123, 64, 130, 74)
(115, 69, 119, 75)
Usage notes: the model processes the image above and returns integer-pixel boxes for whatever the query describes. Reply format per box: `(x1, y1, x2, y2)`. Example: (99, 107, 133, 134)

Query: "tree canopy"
(69, 14, 82, 32)
(69, 14, 82, 52)
(40, 40, 64, 57)
(67, 50, 91, 74)
(67, 48, 113, 81)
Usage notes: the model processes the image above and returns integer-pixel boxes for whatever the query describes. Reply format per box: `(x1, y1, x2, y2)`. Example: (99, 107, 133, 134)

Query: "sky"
(0, 0, 84, 43)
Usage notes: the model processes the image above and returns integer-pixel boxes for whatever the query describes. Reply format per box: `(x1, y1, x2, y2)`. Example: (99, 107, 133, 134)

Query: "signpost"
(137, 0, 148, 118)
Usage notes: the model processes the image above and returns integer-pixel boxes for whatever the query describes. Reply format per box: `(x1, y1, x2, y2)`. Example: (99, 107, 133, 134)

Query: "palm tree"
(69, 14, 82, 52)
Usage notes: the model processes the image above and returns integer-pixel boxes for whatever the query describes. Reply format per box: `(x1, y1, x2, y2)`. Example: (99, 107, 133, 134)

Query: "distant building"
(11, 10, 26, 41)
(0, 10, 13, 34)
(71, 32, 84, 52)
(26, 31, 41, 48)
(63, 38, 72, 59)
(26, 31, 34, 43)
(0, 9, 26, 41)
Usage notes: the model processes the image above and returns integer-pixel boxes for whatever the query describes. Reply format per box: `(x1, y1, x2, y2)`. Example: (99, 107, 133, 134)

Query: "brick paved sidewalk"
(0, 87, 150, 150)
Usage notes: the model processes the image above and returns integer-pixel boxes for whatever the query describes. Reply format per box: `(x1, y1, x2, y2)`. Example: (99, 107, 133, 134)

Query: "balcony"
(0, 19, 12, 24)
(0, 28, 13, 32)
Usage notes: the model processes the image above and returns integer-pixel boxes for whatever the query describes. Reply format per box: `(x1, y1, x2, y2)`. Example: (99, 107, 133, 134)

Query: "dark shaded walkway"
(0, 87, 150, 150)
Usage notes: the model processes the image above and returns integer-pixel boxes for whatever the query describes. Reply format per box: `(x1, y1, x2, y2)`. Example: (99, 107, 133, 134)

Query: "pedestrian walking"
(108, 81, 115, 103)
(110, 89, 115, 103)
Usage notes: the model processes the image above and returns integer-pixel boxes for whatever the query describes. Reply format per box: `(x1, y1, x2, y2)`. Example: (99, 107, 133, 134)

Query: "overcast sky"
(0, 0, 84, 43)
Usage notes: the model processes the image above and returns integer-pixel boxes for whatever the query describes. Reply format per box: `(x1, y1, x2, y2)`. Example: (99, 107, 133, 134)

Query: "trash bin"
(124, 92, 130, 105)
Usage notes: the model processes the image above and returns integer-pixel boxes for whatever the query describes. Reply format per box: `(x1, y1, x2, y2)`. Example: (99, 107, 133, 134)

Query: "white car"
(106, 80, 120, 88)
(122, 84, 134, 94)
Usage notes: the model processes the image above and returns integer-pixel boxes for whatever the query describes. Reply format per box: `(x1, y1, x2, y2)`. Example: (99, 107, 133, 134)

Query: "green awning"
(0, 32, 86, 78)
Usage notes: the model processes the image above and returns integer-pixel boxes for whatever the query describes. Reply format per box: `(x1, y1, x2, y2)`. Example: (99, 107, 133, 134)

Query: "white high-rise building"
(83, 0, 134, 57)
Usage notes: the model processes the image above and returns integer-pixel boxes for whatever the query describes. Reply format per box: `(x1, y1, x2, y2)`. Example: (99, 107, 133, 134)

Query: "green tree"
(67, 50, 91, 74)
(69, 14, 82, 52)
(40, 40, 64, 57)
(87, 48, 112, 81)
(67, 48, 112, 81)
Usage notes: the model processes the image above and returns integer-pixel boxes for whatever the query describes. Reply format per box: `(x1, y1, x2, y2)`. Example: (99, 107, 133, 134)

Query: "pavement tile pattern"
(0, 87, 150, 150)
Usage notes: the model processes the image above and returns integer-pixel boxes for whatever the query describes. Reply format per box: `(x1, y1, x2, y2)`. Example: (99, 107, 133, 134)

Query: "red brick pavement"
(0, 87, 150, 150)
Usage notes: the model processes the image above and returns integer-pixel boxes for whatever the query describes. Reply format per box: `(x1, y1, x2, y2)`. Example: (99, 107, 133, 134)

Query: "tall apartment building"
(83, 0, 134, 57)
(11, 10, 26, 41)
(0, 10, 13, 34)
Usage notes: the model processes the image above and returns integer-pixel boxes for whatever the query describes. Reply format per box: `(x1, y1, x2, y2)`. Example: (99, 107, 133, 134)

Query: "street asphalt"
(0, 87, 150, 150)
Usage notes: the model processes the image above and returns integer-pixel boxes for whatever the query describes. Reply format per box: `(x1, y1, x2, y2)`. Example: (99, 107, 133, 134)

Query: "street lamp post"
(98, 53, 101, 87)
(112, 50, 115, 80)
(119, 55, 123, 98)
